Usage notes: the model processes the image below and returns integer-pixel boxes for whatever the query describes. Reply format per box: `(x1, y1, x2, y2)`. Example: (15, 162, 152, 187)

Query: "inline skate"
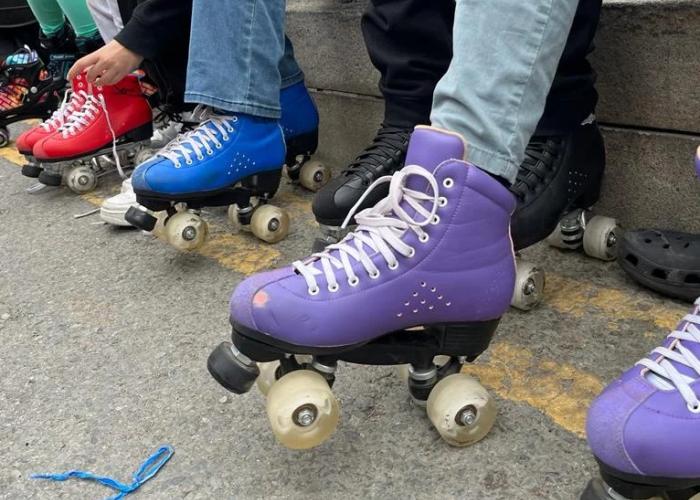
(616, 149, 700, 303)
(125, 81, 330, 250)
(0, 47, 62, 148)
(208, 126, 516, 450)
(582, 298, 700, 500)
(32, 73, 153, 194)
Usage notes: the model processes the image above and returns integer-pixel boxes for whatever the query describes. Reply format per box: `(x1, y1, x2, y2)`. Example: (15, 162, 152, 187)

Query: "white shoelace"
(637, 298, 700, 411)
(40, 90, 88, 131)
(294, 165, 443, 295)
(57, 93, 126, 178)
(158, 107, 236, 168)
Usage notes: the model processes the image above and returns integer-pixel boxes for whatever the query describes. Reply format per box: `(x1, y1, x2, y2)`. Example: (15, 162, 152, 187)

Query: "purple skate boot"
(582, 298, 700, 500)
(208, 125, 517, 450)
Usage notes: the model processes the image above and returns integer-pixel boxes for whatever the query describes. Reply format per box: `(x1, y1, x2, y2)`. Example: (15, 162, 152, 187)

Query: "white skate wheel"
(256, 361, 280, 397)
(226, 204, 242, 233)
(266, 370, 339, 450)
(66, 165, 98, 194)
(165, 211, 208, 251)
(0, 127, 9, 148)
(250, 204, 290, 243)
(299, 160, 331, 192)
(583, 215, 619, 261)
(511, 260, 545, 311)
(133, 147, 155, 166)
(426, 373, 496, 447)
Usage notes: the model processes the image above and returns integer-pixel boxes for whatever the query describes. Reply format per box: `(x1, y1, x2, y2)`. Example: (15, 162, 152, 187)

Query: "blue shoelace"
(31, 445, 174, 499)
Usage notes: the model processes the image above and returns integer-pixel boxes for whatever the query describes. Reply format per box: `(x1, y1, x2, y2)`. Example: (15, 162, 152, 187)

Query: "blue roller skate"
(126, 82, 329, 250)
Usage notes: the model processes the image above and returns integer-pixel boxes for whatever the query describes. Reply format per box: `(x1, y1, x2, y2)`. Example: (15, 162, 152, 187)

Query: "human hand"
(68, 40, 144, 86)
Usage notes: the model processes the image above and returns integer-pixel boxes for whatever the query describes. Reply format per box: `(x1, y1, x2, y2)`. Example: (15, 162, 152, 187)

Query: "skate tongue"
(404, 126, 468, 173)
(399, 126, 468, 215)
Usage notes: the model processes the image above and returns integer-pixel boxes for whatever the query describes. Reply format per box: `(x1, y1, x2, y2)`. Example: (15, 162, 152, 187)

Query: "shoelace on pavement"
(32, 445, 173, 500)
(294, 165, 441, 295)
(158, 107, 236, 168)
(58, 92, 127, 178)
(40, 89, 88, 131)
(637, 298, 700, 411)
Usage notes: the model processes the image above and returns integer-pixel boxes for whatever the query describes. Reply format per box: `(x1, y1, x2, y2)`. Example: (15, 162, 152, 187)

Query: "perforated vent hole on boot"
(625, 254, 639, 266)
(651, 269, 668, 280)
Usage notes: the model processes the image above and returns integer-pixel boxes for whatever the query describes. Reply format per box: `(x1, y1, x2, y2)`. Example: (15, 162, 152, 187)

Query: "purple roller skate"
(208, 125, 516, 449)
(582, 298, 700, 499)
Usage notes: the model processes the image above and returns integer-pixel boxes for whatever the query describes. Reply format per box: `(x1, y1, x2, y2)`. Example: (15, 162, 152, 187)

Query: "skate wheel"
(66, 165, 98, 194)
(426, 373, 495, 447)
(397, 355, 452, 382)
(165, 211, 209, 251)
(0, 127, 9, 148)
(256, 361, 280, 396)
(299, 160, 331, 192)
(251, 204, 290, 243)
(511, 260, 545, 311)
(266, 370, 339, 450)
(134, 147, 155, 166)
(583, 216, 619, 261)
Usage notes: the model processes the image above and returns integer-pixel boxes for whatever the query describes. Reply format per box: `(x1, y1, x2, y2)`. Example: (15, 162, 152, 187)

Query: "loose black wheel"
(125, 206, 158, 231)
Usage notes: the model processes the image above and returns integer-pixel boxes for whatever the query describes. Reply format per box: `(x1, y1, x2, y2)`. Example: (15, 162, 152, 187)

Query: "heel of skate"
(283, 130, 330, 192)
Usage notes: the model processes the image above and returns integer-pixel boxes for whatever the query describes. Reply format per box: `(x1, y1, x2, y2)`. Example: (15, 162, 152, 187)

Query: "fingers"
(85, 58, 110, 85)
(67, 53, 99, 80)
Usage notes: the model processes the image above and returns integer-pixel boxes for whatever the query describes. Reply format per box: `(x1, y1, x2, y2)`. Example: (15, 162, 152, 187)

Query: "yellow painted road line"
(0, 142, 28, 166)
(545, 273, 686, 332)
(466, 342, 604, 437)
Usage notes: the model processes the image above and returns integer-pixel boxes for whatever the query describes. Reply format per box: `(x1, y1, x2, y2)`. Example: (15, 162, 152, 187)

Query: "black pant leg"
(536, 0, 603, 135)
(361, 0, 453, 129)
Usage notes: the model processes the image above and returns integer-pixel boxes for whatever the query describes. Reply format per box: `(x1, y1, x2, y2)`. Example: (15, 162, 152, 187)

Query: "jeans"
(184, 0, 304, 119)
(362, 0, 601, 135)
(431, 0, 579, 183)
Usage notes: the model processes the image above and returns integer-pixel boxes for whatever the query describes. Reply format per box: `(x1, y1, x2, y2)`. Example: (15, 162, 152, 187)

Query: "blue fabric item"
(31, 445, 174, 500)
(131, 112, 285, 196)
(279, 81, 319, 139)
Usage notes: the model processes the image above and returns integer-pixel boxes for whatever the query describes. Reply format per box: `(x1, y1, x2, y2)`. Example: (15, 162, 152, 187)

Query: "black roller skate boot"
(38, 23, 79, 84)
(509, 117, 620, 310)
(311, 125, 411, 251)
(0, 47, 63, 148)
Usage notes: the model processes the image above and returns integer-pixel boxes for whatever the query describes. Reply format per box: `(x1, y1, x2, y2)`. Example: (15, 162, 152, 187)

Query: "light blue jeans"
(431, 0, 579, 183)
(184, 0, 304, 119)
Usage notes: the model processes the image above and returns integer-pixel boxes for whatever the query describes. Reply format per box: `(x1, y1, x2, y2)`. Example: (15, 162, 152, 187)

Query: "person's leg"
(85, 0, 122, 43)
(361, 0, 453, 129)
(25, 0, 66, 36)
(310, 0, 453, 241)
(431, 0, 579, 184)
(54, 0, 98, 38)
(184, 0, 285, 119)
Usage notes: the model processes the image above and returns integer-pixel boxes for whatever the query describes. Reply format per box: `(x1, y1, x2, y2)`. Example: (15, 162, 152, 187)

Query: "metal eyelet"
(216, 143, 223, 149)
(438, 197, 448, 207)
(328, 283, 340, 293)
(369, 270, 381, 280)
(419, 233, 430, 243)
(348, 277, 360, 287)
(196, 155, 204, 161)
(308, 286, 320, 296)
(688, 402, 700, 413)
(388, 262, 399, 270)
(431, 215, 440, 225)
(186, 159, 193, 165)
(407, 248, 416, 258)
(222, 135, 229, 142)
(206, 149, 213, 156)
(443, 178, 454, 188)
